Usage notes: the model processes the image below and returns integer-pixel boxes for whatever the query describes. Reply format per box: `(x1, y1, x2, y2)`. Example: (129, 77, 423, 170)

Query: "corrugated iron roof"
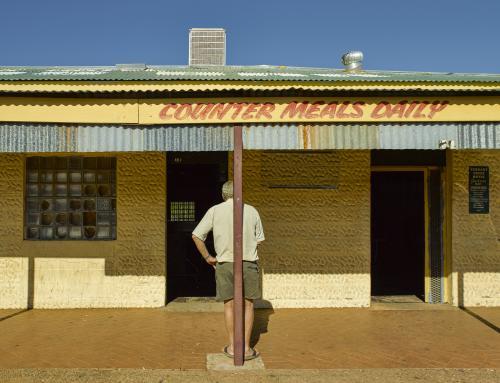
(4, 81, 500, 94)
(1, 65, 500, 83)
(1, 122, 497, 152)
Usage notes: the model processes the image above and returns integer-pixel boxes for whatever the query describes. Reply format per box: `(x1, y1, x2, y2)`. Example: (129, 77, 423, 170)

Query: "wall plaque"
(261, 152, 338, 189)
(469, 166, 489, 214)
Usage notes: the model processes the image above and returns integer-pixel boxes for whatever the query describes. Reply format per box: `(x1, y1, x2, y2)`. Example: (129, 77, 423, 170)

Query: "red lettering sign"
(158, 100, 450, 121)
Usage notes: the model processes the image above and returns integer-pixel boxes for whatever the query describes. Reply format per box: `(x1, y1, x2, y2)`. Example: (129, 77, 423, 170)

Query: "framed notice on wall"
(469, 166, 489, 214)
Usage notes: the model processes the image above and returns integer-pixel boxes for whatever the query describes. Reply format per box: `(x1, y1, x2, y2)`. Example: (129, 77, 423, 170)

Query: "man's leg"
(244, 299, 255, 353)
(225, 298, 256, 355)
(224, 299, 234, 354)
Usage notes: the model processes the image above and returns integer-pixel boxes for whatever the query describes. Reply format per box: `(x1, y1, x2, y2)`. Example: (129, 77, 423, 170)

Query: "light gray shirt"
(192, 199, 265, 262)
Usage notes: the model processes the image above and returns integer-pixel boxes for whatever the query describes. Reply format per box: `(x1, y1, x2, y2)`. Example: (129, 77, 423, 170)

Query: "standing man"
(192, 180, 265, 360)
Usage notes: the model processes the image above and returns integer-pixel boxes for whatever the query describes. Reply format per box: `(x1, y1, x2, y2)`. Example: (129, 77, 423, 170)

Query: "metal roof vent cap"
(341, 51, 363, 71)
(115, 63, 147, 71)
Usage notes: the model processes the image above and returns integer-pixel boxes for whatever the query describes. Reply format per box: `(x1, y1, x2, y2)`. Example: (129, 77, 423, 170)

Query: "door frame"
(371, 166, 448, 303)
(165, 151, 228, 302)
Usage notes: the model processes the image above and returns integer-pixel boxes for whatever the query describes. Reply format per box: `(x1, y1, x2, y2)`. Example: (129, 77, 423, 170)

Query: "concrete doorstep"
(370, 295, 459, 311)
(164, 297, 273, 312)
(206, 353, 265, 371)
(164, 297, 224, 312)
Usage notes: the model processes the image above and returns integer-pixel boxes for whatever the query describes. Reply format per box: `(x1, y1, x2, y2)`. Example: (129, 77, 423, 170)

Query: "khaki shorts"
(215, 261, 261, 302)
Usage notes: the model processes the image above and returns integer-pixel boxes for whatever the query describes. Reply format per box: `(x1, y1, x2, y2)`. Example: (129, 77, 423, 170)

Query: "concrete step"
(163, 297, 274, 312)
(164, 297, 224, 312)
(371, 295, 457, 311)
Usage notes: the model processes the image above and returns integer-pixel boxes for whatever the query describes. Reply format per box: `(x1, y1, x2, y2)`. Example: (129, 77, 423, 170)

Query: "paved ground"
(0, 306, 498, 371)
(467, 307, 500, 329)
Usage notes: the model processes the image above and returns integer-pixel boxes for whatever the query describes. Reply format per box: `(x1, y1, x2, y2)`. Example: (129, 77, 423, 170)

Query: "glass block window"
(25, 156, 117, 240)
(170, 201, 195, 222)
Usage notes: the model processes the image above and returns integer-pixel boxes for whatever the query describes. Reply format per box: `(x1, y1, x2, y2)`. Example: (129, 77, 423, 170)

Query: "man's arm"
(192, 234, 217, 267)
(255, 209, 265, 244)
(192, 207, 217, 268)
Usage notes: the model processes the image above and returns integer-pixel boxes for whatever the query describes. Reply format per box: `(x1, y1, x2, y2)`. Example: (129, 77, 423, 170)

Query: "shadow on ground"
(251, 306, 275, 349)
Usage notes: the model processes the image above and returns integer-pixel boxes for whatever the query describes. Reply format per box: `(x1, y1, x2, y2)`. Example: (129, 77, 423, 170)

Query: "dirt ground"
(1, 368, 499, 383)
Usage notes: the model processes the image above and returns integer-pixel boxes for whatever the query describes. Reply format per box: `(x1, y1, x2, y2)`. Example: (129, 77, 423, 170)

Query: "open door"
(166, 152, 228, 303)
(371, 168, 445, 303)
(371, 171, 426, 299)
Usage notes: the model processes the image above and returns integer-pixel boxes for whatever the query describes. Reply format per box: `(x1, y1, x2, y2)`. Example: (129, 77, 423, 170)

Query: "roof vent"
(341, 51, 363, 71)
(115, 63, 147, 71)
(189, 28, 226, 66)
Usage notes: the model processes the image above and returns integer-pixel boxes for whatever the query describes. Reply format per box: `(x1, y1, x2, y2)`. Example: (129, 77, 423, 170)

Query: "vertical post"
(233, 125, 244, 366)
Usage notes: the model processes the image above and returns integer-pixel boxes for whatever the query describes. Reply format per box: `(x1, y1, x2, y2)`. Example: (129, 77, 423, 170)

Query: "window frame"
(24, 156, 117, 241)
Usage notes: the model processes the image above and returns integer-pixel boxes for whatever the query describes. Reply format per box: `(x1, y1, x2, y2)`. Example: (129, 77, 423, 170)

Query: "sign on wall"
(138, 97, 500, 124)
(469, 166, 489, 214)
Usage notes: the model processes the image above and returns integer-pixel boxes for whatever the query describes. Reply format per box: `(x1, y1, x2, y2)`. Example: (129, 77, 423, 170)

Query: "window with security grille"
(25, 156, 117, 240)
(170, 201, 195, 222)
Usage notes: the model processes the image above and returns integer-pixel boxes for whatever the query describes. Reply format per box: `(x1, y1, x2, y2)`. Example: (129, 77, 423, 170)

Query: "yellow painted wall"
(0, 155, 27, 308)
(0, 152, 166, 308)
(230, 150, 371, 307)
(450, 150, 500, 307)
(2, 148, 498, 308)
(108, 153, 166, 276)
(0, 97, 138, 124)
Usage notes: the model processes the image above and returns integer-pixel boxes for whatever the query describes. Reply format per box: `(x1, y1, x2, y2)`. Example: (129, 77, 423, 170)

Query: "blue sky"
(1, 0, 499, 73)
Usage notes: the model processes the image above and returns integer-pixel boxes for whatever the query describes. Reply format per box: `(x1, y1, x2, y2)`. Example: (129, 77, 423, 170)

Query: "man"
(192, 180, 265, 360)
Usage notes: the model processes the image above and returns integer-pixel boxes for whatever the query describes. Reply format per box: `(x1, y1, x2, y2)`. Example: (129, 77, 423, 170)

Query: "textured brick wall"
(107, 153, 166, 276)
(0, 154, 26, 308)
(0, 153, 166, 308)
(451, 150, 500, 307)
(0, 154, 24, 255)
(231, 150, 371, 307)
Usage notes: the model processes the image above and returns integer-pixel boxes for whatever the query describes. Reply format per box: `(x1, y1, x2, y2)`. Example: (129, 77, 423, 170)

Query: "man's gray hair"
(222, 180, 233, 201)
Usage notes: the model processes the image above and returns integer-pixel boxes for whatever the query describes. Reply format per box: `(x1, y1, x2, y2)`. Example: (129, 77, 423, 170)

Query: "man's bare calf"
(223, 298, 256, 356)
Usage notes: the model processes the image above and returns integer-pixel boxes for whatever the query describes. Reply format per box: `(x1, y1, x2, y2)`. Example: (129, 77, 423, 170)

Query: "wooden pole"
(233, 125, 244, 366)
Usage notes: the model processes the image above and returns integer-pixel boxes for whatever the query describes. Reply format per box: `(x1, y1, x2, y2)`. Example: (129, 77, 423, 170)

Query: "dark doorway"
(166, 152, 228, 303)
(371, 171, 425, 298)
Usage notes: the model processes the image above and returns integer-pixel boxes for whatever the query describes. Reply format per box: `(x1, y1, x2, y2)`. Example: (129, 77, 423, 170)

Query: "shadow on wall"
(457, 271, 500, 333)
(453, 254, 500, 308)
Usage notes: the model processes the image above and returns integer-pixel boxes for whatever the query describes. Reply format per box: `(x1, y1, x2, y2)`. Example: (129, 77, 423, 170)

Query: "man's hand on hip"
(192, 234, 217, 269)
(205, 255, 217, 266)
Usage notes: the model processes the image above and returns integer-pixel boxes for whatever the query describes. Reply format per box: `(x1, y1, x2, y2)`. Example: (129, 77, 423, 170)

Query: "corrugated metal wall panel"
(0, 124, 68, 152)
(0, 124, 233, 152)
(243, 125, 298, 149)
(76, 125, 234, 152)
(458, 123, 499, 149)
(326, 124, 379, 149)
(379, 124, 458, 149)
(0, 123, 499, 152)
(243, 124, 380, 149)
(379, 123, 500, 149)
